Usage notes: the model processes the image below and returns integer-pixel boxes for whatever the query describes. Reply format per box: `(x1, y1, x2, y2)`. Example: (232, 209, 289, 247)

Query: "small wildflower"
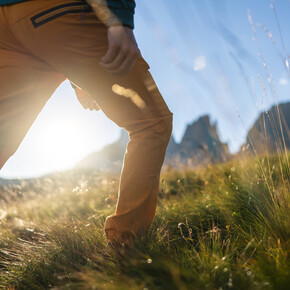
(188, 228, 193, 239)
(214, 266, 219, 270)
(147, 259, 152, 264)
(227, 282, 233, 287)
(14, 218, 24, 227)
(81, 182, 88, 189)
(223, 268, 228, 272)
(105, 197, 111, 203)
(72, 186, 79, 192)
(206, 227, 221, 234)
(0, 210, 7, 220)
(247, 271, 252, 276)
(178, 223, 185, 229)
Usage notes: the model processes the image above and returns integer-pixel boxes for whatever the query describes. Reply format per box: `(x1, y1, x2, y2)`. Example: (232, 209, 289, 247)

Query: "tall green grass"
(0, 153, 289, 289)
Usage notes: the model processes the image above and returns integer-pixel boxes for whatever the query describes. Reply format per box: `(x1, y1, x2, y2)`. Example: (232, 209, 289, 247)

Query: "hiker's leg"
(11, 0, 173, 244)
(0, 10, 65, 169)
(0, 68, 64, 170)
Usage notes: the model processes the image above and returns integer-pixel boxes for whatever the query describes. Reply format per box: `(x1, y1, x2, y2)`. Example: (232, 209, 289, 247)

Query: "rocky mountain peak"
(241, 102, 290, 154)
(76, 114, 231, 172)
(174, 115, 229, 164)
(76, 100, 290, 172)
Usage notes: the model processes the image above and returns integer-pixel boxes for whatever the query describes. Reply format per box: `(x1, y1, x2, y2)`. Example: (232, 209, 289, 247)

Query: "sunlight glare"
(30, 115, 89, 172)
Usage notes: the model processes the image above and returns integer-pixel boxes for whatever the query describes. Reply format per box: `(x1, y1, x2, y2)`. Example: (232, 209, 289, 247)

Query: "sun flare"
(30, 115, 90, 172)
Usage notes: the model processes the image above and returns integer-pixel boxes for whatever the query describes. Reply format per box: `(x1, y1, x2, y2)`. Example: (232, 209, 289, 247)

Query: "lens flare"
(29, 115, 90, 172)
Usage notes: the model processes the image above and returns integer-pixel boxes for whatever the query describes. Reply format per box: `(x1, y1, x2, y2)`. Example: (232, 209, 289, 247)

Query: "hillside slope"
(0, 153, 289, 289)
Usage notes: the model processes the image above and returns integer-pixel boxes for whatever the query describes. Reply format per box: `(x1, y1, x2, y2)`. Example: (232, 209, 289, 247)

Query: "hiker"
(0, 0, 173, 247)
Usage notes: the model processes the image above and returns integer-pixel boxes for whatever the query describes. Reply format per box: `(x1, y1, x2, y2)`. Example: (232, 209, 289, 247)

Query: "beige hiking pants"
(0, 0, 173, 244)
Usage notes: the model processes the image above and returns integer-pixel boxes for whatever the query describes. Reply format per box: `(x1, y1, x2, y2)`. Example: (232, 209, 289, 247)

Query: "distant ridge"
(2, 102, 288, 183)
(165, 115, 230, 167)
(241, 102, 290, 155)
(76, 102, 290, 172)
(77, 130, 129, 173)
(77, 114, 230, 171)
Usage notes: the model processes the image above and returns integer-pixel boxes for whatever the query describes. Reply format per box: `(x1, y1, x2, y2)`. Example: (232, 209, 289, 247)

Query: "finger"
(100, 47, 127, 70)
(90, 99, 99, 111)
(77, 96, 88, 109)
(83, 100, 90, 109)
(100, 43, 120, 64)
(94, 101, 100, 111)
(88, 100, 94, 111)
(109, 51, 139, 75)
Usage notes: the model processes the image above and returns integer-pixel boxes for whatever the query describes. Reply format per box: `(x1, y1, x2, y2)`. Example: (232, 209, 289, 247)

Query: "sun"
(30, 114, 90, 172)
(0, 82, 117, 179)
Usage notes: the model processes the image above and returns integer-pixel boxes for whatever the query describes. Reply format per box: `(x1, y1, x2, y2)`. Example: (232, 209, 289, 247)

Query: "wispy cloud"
(217, 22, 257, 65)
(194, 55, 207, 71)
(279, 78, 288, 86)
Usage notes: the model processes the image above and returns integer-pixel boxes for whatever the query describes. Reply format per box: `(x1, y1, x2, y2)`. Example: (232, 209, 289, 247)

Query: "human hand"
(99, 26, 140, 75)
(75, 87, 100, 111)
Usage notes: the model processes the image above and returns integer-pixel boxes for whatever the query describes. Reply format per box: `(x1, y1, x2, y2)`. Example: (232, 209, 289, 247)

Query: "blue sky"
(1, 0, 289, 179)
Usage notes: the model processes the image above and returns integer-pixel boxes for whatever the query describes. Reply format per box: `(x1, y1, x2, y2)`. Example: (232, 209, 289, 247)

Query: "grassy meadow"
(0, 152, 289, 289)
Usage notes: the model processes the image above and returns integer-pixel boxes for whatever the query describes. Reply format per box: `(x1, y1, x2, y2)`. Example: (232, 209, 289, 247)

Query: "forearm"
(86, 0, 136, 29)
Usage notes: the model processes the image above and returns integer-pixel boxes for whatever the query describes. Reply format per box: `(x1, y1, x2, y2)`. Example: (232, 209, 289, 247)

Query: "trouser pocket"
(31, 1, 92, 28)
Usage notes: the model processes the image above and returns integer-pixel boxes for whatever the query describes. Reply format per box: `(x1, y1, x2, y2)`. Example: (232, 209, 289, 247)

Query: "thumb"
(94, 101, 100, 111)
(100, 43, 119, 64)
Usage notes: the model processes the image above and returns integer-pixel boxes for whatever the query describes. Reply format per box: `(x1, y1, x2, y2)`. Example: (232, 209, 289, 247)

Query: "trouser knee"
(128, 113, 173, 145)
(158, 113, 173, 145)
